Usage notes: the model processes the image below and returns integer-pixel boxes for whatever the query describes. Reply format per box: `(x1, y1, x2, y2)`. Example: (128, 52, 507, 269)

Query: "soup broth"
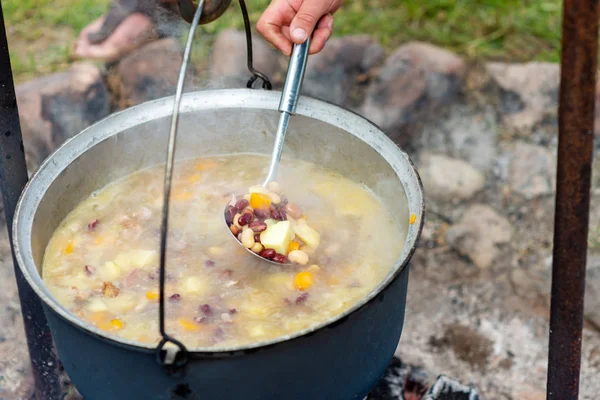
(43, 154, 407, 349)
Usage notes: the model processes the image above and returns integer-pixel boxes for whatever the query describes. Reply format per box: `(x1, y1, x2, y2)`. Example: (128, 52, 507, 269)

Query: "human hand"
(257, 0, 343, 56)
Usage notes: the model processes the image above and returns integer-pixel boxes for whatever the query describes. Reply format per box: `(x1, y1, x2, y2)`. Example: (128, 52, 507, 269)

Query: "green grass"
(3, 0, 111, 80)
(3, 0, 563, 82)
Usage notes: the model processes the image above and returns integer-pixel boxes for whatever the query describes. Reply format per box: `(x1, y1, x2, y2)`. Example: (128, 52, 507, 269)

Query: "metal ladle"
(225, 39, 311, 265)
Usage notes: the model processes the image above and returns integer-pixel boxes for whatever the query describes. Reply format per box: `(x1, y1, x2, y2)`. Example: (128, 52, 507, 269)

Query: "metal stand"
(547, 0, 599, 398)
(0, 3, 62, 399)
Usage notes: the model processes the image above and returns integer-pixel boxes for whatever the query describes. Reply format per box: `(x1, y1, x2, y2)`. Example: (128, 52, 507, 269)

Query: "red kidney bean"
(88, 219, 99, 231)
(84, 265, 95, 275)
(169, 294, 181, 302)
(229, 225, 241, 236)
(224, 205, 236, 225)
(295, 293, 309, 304)
(238, 211, 254, 226)
(272, 253, 289, 263)
(254, 233, 261, 242)
(234, 199, 249, 211)
(272, 210, 287, 221)
(200, 304, 212, 316)
(259, 249, 276, 259)
(229, 308, 237, 314)
(248, 220, 267, 232)
(284, 203, 303, 219)
(254, 208, 269, 219)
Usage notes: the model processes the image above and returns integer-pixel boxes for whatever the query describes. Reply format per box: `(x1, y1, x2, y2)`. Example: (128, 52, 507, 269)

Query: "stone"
(302, 35, 384, 105)
(113, 38, 183, 108)
(504, 141, 557, 199)
(415, 103, 499, 172)
(210, 29, 280, 89)
(361, 41, 465, 134)
(418, 153, 485, 203)
(445, 204, 513, 268)
(485, 62, 559, 132)
(15, 63, 110, 172)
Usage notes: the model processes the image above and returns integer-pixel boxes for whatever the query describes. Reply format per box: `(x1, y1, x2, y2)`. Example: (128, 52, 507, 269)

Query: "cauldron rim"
(12, 88, 425, 355)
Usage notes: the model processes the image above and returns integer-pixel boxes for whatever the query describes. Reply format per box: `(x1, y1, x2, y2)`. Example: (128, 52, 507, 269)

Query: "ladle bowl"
(13, 89, 424, 400)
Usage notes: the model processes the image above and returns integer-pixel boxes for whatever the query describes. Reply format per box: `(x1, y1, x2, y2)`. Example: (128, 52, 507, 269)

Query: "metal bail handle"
(156, 0, 208, 373)
(238, 0, 272, 90)
(156, 0, 276, 373)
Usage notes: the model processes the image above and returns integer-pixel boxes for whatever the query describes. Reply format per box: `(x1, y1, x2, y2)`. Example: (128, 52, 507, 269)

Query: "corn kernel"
(110, 319, 124, 330)
(293, 271, 314, 291)
(287, 241, 301, 253)
(65, 241, 74, 254)
(146, 290, 159, 301)
(250, 193, 272, 209)
(177, 318, 199, 332)
(409, 213, 417, 224)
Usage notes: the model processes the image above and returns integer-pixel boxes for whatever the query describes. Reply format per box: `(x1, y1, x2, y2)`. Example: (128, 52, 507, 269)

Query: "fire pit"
(0, 0, 597, 399)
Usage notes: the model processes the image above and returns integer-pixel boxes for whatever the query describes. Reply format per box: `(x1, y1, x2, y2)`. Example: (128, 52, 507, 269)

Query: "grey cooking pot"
(13, 89, 424, 400)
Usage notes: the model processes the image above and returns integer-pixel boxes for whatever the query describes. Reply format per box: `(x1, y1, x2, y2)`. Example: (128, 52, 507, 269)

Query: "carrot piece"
(293, 271, 314, 291)
(250, 193, 272, 209)
(287, 241, 301, 254)
(110, 319, 124, 330)
(177, 318, 199, 332)
(146, 290, 159, 301)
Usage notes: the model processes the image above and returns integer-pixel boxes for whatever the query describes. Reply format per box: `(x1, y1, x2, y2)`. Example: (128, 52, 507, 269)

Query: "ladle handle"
(278, 39, 310, 115)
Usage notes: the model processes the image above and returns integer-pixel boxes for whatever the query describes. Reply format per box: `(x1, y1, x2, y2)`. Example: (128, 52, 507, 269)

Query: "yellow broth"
(42, 154, 407, 349)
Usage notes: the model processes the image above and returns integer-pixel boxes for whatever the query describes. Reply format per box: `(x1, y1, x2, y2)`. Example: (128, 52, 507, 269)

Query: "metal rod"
(547, 0, 599, 398)
(156, 0, 205, 371)
(0, 3, 62, 399)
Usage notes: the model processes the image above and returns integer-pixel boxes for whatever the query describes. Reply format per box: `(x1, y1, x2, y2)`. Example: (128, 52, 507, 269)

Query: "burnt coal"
(367, 357, 479, 400)
(423, 376, 479, 400)
(367, 357, 429, 400)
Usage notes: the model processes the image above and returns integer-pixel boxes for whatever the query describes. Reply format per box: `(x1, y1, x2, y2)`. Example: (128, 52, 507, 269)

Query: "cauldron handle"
(155, 0, 210, 375)
(156, 0, 273, 375)
(238, 0, 272, 90)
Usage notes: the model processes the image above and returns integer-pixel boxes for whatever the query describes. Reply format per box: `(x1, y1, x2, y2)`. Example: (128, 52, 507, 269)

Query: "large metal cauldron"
(13, 89, 424, 400)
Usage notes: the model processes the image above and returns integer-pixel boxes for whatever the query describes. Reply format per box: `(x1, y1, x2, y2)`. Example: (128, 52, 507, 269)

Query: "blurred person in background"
(73, 0, 342, 61)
